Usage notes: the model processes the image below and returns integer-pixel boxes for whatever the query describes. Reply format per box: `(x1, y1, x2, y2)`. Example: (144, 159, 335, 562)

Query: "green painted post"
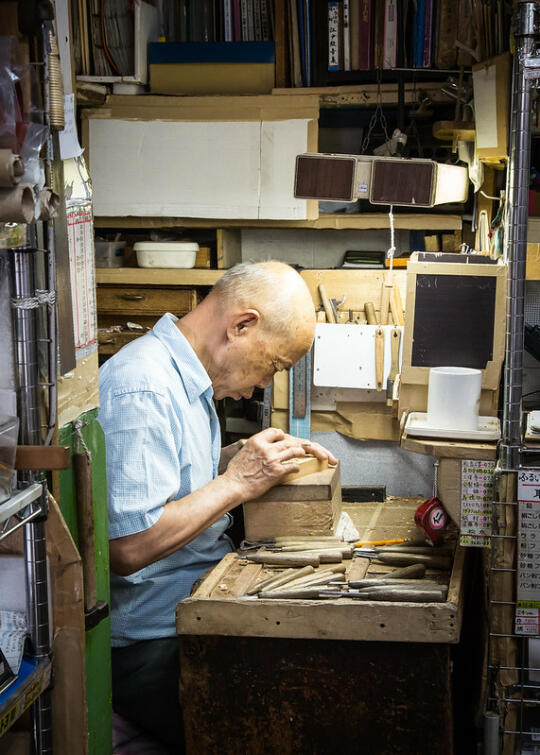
(58, 409, 112, 755)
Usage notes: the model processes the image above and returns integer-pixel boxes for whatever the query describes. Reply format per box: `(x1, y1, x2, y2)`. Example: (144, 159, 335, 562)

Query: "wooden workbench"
(176, 498, 467, 754)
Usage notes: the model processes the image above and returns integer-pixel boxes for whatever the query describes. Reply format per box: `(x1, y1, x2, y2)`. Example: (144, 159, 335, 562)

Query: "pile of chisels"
(240, 536, 453, 603)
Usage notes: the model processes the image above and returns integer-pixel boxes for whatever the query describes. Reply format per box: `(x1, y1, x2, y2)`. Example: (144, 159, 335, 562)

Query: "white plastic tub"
(134, 242, 199, 269)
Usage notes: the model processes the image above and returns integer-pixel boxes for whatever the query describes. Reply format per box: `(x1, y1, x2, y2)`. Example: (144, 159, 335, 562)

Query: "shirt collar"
(152, 313, 213, 403)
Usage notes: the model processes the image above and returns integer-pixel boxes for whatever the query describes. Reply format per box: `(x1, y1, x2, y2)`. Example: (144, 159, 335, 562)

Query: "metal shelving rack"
(0, 15, 62, 755)
(486, 3, 540, 754)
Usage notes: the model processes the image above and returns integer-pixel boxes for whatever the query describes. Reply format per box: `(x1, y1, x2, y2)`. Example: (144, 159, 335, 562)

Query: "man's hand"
(222, 427, 338, 502)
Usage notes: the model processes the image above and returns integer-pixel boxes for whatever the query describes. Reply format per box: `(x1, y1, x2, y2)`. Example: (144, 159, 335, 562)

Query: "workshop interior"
(2, 0, 540, 753)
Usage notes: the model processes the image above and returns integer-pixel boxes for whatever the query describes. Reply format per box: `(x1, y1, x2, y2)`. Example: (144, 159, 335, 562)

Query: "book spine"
(304, 0, 312, 85)
(328, 1, 341, 70)
(298, 0, 307, 84)
(358, 0, 371, 70)
(254, 0, 263, 39)
(224, 0, 233, 40)
(247, 0, 256, 39)
(422, 0, 433, 67)
(383, 0, 397, 69)
(349, 0, 359, 70)
(413, 0, 425, 67)
(233, 0, 242, 40)
(261, 0, 270, 40)
(240, 0, 249, 39)
(343, 0, 350, 70)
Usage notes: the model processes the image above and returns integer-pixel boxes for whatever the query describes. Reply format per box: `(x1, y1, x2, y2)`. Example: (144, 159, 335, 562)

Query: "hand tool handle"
(384, 563, 426, 579)
(318, 284, 336, 323)
(245, 553, 320, 567)
(364, 301, 378, 325)
(259, 588, 333, 600)
(246, 565, 315, 595)
(389, 327, 401, 377)
(292, 549, 343, 563)
(380, 283, 392, 326)
(375, 327, 385, 390)
(353, 587, 447, 603)
(376, 552, 452, 570)
(390, 286, 405, 326)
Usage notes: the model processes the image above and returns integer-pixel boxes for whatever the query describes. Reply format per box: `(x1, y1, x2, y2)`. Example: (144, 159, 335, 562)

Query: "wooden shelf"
(94, 214, 462, 231)
(401, 433, 497, 461)
(96, 268, 224, 286)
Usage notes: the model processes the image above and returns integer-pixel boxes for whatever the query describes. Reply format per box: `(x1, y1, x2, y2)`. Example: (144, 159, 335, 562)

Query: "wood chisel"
(353, 549, 452, 570)
(390, 285, 405, 326)
(244, 553, 321, 567)
(380, 279, 392, 325)
(365, 301, 378, 325)
(325, 586, 448, 602)
(246, 565, 315, 596)
(271, 567, 347, 592)
(375, 327, 385, 390)
(259, 588, 337, 600)
(386, 327, 401, 406)
(318, 283, 337, 323)
(377, 545, 455, 557)
(267, 544, 354, 558)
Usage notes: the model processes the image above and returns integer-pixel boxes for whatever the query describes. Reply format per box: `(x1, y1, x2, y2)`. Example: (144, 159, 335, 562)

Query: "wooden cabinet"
(96, 271, 208, 358)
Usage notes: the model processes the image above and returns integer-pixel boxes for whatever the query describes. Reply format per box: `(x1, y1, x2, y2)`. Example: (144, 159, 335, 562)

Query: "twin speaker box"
(294, 153, 469, 208)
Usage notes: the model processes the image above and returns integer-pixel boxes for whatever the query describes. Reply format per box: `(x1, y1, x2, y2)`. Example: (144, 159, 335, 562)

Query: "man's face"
(212, 329, 301, 401)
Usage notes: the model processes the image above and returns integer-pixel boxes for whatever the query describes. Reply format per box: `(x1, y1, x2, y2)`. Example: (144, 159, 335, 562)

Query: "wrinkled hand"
(222, 427, 338, 502)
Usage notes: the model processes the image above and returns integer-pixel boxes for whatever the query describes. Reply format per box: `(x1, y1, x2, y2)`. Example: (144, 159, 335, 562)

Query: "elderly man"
(98, 261, 337, 750)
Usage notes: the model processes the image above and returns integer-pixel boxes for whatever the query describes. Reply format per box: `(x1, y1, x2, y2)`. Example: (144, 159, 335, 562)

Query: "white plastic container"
(134, 242, 198, 269)
(426, 366, 482, 431)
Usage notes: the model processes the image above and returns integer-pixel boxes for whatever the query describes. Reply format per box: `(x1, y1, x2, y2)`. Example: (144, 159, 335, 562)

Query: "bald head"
(211, 261, 315, 350)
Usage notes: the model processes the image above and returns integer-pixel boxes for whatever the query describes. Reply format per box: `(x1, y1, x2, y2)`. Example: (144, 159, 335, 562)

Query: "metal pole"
(484, 711, 500, 755)
(11, 247, 53, 754)
(500, 1, 539, 470)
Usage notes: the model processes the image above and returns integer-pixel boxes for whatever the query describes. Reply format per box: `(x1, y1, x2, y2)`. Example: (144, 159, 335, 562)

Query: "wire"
(100, 0, 121, 76)
(387, 205, 395, 272)
(480, 190, 504, 202)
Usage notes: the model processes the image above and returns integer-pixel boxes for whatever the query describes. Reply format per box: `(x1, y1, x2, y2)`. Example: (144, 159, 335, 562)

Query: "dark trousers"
(112, 637, 186, 753)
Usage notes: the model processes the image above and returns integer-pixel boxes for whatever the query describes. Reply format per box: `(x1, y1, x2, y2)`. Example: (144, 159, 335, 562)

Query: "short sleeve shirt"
(98, 313, 233, 646)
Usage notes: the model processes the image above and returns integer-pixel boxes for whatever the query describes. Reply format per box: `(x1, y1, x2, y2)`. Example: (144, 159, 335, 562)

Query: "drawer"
(98, 328, 148, 356)
(97, 286, 199, 316)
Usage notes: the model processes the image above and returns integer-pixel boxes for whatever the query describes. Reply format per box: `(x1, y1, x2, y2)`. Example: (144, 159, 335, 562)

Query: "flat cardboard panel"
(87, 117, 314, 219)
(260, 120, 318, 219)
(89, 119, 260, 218)
(472, 53, 510, 162)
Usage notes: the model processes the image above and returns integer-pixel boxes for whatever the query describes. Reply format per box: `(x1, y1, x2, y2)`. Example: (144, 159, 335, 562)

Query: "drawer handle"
(100, 338, 115, 345)
(119, 293, 146, 301)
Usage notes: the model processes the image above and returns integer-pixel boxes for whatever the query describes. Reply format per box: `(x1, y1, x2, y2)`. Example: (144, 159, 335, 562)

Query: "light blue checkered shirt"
(98, 313, 233, 646)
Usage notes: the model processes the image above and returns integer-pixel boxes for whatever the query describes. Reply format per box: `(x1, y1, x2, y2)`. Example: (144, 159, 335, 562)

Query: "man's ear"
(226, 309, 261, 341)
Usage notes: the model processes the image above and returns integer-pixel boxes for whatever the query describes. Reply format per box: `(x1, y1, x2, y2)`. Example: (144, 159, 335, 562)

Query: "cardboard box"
(148, 41, 275, 96)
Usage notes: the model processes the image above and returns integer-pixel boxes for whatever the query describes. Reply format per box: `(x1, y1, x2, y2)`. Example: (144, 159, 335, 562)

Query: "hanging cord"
(387, 205, 396, 273)
(433, 458, 439, 498)
(361, 67, 391, 154)
(74, 419, 92, 462)
(11, 290, 56, 310)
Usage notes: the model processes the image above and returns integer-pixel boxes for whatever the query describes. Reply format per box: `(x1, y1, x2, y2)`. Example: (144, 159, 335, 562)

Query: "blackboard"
(412, 274, 497, 369)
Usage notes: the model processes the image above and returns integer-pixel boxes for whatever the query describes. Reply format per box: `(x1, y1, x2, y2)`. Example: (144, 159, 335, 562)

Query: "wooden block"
(255, 463, 340, 503)
(243, 483, 341, 541)
(195, 246, 211, 268)
(280, 455, 329, 484)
